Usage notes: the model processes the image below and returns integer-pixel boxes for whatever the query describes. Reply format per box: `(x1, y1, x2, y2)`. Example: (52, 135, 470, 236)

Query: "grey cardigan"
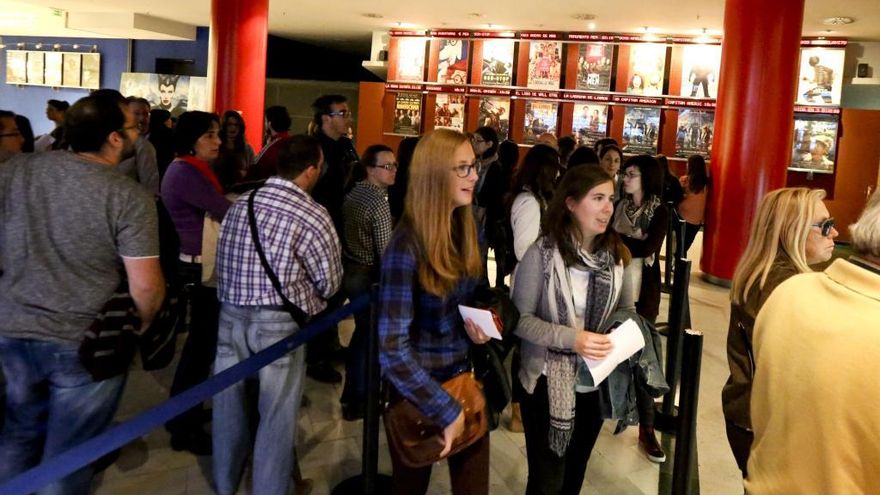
(512, 241, 638, 394)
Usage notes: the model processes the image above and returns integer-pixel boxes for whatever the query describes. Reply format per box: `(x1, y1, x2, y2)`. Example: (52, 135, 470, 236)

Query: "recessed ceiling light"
(572, 13, 596, 21)
(587, 22, 596, 30)
(362, 13, 383, 19)
(822, 16, 854, 25)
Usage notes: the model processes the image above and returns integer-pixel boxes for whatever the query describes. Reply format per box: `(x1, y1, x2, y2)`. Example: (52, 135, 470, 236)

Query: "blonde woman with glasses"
(722, 187, 838, 477)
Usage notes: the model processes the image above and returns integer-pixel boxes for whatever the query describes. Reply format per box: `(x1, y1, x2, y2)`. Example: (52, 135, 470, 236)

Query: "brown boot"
(639, 425, 666, 463)
(508, 403, 524, 433)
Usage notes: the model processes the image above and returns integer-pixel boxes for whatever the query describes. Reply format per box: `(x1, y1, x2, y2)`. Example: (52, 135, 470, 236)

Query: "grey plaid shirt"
(342, 181, 392, 266)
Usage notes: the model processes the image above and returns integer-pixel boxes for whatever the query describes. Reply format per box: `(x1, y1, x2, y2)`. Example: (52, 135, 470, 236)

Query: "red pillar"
(701, 0, 805, 283)
(210, 0, 268, 152)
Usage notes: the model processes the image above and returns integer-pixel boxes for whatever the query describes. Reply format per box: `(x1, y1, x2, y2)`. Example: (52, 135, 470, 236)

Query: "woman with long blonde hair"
(378, 129, 493, 494)
(723, 187, 838, 477)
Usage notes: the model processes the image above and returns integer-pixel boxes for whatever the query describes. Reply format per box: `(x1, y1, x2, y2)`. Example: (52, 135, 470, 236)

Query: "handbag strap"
(247, 187, 309, 327)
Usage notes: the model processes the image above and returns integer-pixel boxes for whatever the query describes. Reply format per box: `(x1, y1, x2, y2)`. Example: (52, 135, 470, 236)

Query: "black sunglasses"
(812, 217, 835, 237)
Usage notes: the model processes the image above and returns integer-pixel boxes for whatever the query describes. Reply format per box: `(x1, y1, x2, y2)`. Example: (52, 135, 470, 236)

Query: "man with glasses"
(0, 110, 24, 163)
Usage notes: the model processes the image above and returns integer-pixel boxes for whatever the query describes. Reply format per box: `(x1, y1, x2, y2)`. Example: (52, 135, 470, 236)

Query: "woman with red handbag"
(378, 129, 495, 495)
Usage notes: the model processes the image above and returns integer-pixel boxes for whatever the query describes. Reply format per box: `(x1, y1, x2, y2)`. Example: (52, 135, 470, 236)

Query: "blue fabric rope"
(0, 295, 370, 495)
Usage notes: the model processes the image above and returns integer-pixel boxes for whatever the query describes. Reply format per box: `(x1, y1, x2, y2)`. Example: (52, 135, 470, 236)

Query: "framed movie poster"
(80, 53, 100, 89)
(481, 39, 514, 86)
(437, 39, 469, 85)
(622, 106, 661, 154)
(188, 77, 209, 111)
(393, 92, 422, 135)
(395, 38, 427, 82)
(478, 97, 510, 140)
(5, 51, 27, 84)
(576, 43, 613, 92)
(679, 45, 721, 98)
(120, 72, 192, 118)
(434, 93, 465, 132)
(796, 48, 845, 106)
(63, 53, 82, 87)
(26, 51, 44, 85)
(527, 41, 562, 90)
(789, 114, 839, 174)
(44, 52, 63, 87)
(625, 44, 666, 96)
(675, 109, 714, 158)
(572, 103, 608, 147)
(523, 100, 558, 145)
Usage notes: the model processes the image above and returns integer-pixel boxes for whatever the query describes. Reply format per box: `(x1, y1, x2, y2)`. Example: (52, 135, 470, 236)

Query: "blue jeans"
(212, 304, 305, 495)
(0, 336, 125, 495)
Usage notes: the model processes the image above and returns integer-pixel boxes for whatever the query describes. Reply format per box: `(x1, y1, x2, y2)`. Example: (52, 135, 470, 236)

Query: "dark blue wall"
(132, 27, 210, 75)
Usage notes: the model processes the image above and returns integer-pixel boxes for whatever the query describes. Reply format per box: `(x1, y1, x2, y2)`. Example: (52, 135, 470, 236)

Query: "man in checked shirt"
(213, 134, 341, 495)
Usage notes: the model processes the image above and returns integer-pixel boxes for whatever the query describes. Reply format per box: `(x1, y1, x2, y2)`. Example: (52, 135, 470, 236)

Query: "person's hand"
(574, 331, 613, 360)
(439, 410, 465, 458)
(464, 318, 492, 345)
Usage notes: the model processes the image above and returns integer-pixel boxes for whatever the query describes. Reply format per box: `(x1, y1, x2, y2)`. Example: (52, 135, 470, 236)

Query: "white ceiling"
(2, 0, 879, 54)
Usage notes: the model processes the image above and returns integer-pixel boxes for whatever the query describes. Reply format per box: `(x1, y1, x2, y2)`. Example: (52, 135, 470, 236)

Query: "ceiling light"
(822, 16, 854, 25)
(35, 43, 42, 49)
(588, 22, 596, 30)
(572, 13, 596, 21)
(73, 44, 79, 49)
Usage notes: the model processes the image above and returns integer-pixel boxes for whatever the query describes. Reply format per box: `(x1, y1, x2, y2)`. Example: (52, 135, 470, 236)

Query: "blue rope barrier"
(0, 295, 370, 495)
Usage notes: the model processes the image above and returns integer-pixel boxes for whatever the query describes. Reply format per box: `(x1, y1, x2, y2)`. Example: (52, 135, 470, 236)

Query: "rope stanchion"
(671, 330, 704, 495)
(0, 296, 370, 495)
(659, 258, 692, 425)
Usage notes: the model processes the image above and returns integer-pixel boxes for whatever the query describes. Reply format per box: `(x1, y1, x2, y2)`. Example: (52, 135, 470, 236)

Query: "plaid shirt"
(378, 225, 479, 428)
(217, 177, 342, 315)
(342, 181, 392, 265)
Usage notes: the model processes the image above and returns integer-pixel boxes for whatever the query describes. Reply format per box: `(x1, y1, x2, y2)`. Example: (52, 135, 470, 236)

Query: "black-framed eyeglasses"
(812, 217, 835, 237)
(452, 161, 482, 178)
(328, 110, 351, 118)
(375, 162, 398, 172)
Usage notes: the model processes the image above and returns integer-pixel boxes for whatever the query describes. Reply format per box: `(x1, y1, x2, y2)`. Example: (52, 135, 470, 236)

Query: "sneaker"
(639, 426, 666, 463)
(307, 363, 342, 384)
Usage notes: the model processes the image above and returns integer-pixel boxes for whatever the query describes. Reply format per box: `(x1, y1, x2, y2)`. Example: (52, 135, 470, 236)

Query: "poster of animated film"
(478, 97, 511, 140)
(437, 39, 469, 85)
(796, 48, 845, 106)
(622, 106, 661, 154)
(679, 45, 721, 98)
(434, 93, 465, 132)
(572, 104, 608, 147)
(789, 115, 839, 173)
(120, 72, 208, 118)
(395, 38, 427, 82)
(576, 43, 613, 92)
(625, 44, 666, 96)
(527, 41, 562, 90)
(392, 92, 422, 136)
(481, 39, 514, 86)
(675, 109, 714, 158)
(523, 100, 558, 145)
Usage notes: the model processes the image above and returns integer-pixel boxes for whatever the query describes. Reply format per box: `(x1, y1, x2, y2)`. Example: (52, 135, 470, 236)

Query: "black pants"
(520, 376, 604, 495)
(725, 419, 753, 478)
(340, 261, 376, 406)
(306, 291, 344, 368)
(166, 261, 219, 435)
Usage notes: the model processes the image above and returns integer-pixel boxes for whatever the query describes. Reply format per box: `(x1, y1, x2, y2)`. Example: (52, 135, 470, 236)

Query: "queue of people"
(1, 89, 878, 495)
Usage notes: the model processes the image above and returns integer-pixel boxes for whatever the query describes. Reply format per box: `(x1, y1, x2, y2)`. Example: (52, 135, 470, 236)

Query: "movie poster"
(527, 41, 562, 90)
(622, 106, 661, 154)
(437, 39, 469, 85)
(789, 114, 838, 173)
(62, 53, 81, 87)
(523, 100, 558, 144)
(675, 110, 714, 158)
(393, 92, 422, 135)
(81, 53, 100, 89)
(6, 51, 27, 84)
(396, 38, 427, 82)
(120, 72, 194, 118)
(625, 44, 666, 96)
(796, 48, 845, 106)
(434, 94, 465, 132)
(44, 52, 63, 87)
(576, 44, 613, 92)
(26, 51, 44, 85)
(478, 97, 511, 140)
(188, 77, 208, 111)
(572, 104, 608, 147)
(679, 45, 721, 98)
(481, 39, 514, 86)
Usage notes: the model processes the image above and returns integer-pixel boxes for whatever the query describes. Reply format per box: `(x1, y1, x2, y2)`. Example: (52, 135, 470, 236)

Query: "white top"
(511, 191, 542, 261)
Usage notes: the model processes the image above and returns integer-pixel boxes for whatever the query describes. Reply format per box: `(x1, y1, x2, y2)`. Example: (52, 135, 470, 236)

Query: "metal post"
(671, 330, 704, 495)
(663, 201, 676, 291)
(661, 258, 691, 417)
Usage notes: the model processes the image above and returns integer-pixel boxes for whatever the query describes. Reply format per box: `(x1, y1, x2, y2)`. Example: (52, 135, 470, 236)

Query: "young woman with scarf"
(512, 166, 635, 495)
(610, 154, 669, 463)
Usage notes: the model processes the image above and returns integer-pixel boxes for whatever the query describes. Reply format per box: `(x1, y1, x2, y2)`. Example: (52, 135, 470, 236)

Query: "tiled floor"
(90, 234, 746, 494)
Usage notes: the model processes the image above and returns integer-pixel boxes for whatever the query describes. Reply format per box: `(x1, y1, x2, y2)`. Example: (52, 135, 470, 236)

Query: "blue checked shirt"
(378, 225, 479, 428)
(217, 177, 342, 314)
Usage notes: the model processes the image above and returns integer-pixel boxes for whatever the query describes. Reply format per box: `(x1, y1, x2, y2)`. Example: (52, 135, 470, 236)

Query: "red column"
(210, 0, 268, 152)
(701, 0, 805, 283)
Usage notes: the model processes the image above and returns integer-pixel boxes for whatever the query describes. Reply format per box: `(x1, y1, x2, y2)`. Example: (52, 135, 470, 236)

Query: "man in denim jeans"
(214, 134, 342, 495)
(0, 91, 165, 494)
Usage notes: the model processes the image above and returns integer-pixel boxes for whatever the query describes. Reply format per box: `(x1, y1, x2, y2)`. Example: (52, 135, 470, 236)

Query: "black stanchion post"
(663, 201, 676, 291)
(332, 286, 392, 494)
(661, 258, 691, 419)
(671, 330, 704, 495)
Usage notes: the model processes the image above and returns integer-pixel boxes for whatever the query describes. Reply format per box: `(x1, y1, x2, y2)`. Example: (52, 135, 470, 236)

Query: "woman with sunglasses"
(339, 144, 397, 421)
(378, 129, 493, 494)
(723, 187, 837, 478)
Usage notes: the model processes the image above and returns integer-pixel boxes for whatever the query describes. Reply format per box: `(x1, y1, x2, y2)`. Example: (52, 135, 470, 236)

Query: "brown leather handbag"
(383, 372, 488, 467)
